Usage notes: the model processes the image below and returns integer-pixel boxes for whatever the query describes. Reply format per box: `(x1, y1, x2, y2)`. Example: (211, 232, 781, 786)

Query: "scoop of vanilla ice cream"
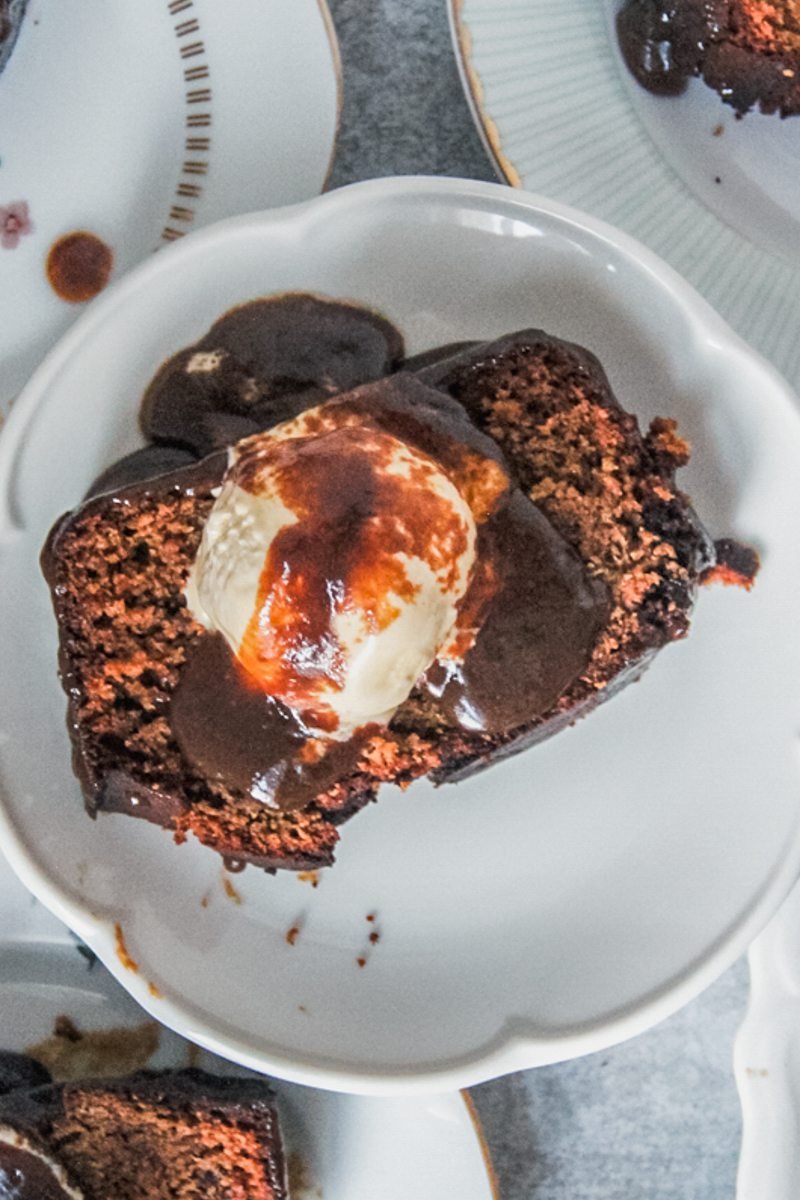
(185, 474, 297, 658)
(186, 420, 477, 737)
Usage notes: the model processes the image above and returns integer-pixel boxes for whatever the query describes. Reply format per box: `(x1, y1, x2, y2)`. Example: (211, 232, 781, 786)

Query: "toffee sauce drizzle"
(0, 1143, 75, 1200)
(158, 310, 611, 813)
(616, 0, 698, 96)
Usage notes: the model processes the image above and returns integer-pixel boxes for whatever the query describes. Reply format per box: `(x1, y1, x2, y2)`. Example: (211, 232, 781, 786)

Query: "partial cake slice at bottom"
(0, 1068, 287, 1200)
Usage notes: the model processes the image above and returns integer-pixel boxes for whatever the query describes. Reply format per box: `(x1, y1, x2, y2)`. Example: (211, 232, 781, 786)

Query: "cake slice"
(617, 0, 800, 117)
(43, 329, 722, 871)
(0, 1068, 287, 1200)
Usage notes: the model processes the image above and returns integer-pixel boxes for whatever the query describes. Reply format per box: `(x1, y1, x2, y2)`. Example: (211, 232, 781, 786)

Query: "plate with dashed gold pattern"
(0, 0, 339, 413)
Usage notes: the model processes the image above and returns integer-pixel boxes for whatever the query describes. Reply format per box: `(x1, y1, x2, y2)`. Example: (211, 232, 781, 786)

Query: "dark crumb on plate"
(702, 537, 760, 589)
(286, 925, 301, 946)
(70, 932, 98, 970)
(54, 1016, 81, 1042)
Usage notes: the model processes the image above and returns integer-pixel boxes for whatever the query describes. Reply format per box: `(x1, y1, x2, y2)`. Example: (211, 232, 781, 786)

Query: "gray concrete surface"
(326, 1, 749, 1195)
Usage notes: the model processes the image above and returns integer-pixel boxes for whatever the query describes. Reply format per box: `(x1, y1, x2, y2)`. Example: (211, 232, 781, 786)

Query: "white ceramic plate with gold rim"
(0, 934, 497, 1198)
(449, 0, 800, 395)
(0, 0, 339, 413)
(1, 177, 800, 1093)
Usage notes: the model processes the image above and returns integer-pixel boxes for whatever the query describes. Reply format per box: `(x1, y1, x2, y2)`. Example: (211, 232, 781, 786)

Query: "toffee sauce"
(0, 1143, 75, 1200)
(615, 0, 704, 96)
(140, 293, 405, 456)
(166, 366, 610, 812)
(0, 1053, 50, 1098)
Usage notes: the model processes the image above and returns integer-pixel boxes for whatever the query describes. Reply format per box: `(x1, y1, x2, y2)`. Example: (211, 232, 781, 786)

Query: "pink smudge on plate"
(0, 200, 33, 249)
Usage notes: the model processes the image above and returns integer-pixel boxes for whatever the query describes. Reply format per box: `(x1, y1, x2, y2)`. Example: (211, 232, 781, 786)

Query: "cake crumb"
(222, 875, 242, 904)
(54, 1015, 81, 1042)
(702, 538, 759, 590)
(286, 925, 301, 946)
(298, 1005, 309, 1015)
(712, 123, 724, 136)
(298, 871, 320, 888)
(369, 930, 380, 945)
(200, 891, 210, 909)
(356, 956, 367, 968)
(366, 912, 376, 923)
(148, 981, 162, 999)
(114, 922, 138, 973)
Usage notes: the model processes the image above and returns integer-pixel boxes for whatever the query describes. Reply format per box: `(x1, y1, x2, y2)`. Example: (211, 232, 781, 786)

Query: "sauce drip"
(140, 294, 404, 455)
(616, 0, 699, 95)
(171, 634, 371, 812)
(422, 491, 609, 733)
(46, 231, 113, 304)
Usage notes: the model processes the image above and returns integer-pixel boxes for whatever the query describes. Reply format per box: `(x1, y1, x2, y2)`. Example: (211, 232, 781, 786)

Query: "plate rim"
(2, 174, 800, 1094)
(447, 0, 517, 188)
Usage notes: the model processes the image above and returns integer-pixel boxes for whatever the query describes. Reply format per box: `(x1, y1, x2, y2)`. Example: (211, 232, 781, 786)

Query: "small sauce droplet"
(46, 230, 113, 303)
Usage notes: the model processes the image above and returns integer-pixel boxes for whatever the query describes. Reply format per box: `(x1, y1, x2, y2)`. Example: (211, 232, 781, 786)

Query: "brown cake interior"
(43, 329, 715, 870)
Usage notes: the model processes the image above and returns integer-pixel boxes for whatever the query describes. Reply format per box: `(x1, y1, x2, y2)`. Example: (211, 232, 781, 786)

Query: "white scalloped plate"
(450, 0, 800, 393)
(2, 177, 800, 1093)
(0, 0, 339, 413)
